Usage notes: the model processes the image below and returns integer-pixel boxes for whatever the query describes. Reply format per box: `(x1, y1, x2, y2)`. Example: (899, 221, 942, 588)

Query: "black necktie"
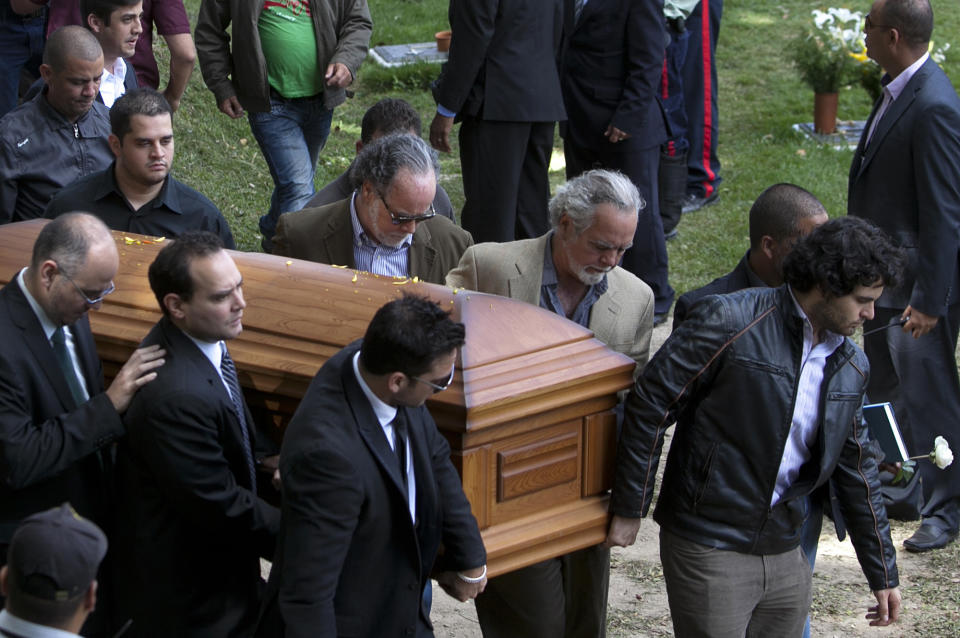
(220, 344, 257, 490)
(51, 326, 85, 408)
(393, 411, 409, 495)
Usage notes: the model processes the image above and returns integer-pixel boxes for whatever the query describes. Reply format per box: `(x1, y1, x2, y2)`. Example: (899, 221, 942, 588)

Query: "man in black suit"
(674, 183, 828, 327)
(0, 213, 165, 633)
(560, 0, 675, 323)
(429, 0, 566, 244)
(257, 295, 487, 638)
(115, 231, 280, 636)
(848, 0, 960, 552)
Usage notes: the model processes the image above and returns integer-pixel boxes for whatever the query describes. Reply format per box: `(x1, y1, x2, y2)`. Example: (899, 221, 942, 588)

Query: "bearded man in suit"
(446, 168, 653, 638)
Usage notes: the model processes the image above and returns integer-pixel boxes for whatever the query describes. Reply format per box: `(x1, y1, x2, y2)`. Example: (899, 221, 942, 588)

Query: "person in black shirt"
(45, 88, 234, 247)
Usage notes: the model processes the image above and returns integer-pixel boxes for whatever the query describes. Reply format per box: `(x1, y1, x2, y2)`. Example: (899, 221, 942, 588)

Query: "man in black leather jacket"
(606, 217, 904, 636)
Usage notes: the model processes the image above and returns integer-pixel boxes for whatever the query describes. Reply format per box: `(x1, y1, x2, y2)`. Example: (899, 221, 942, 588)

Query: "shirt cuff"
(436, 104, 456, 118)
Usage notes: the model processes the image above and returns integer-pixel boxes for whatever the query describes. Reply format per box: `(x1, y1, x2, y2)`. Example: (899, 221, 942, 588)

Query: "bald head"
(43, 26, 103, 72)
(31, 213, 116, 274)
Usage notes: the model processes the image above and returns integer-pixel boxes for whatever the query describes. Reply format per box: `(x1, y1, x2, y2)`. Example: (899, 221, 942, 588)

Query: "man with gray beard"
(445, 169, 654, 637)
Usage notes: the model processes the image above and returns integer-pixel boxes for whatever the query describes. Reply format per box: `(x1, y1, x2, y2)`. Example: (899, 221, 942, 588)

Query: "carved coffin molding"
(0, 221, 634, 576)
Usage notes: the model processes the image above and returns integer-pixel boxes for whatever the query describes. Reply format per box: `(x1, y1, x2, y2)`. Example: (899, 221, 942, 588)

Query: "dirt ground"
(430, 320, 960, 637)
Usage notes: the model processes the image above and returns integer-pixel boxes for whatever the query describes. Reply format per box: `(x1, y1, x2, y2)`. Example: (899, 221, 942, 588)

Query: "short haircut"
(148, 231, 224, 316)
(5, 584, 87, 627)
(548, 169, 643, 234)
(360, 98, 422, 145)
(31, 213, 112, 276)
(748, 183, 828, 249)
(349, 133, 439, 194)
(879, 0, 933, 48)
(43, 26, 102, 71)
(360, 294, 465, 378)
(783, 217, 904, 296)
(80, 0, 141, 26)
(110, 88, 173, 140)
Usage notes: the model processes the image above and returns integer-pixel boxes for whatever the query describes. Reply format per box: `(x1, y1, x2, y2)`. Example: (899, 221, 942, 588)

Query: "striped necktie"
(220, 344, 257, 490)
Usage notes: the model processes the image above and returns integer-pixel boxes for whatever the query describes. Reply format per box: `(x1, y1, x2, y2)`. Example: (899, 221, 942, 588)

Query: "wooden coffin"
(0, 221, 635, 576)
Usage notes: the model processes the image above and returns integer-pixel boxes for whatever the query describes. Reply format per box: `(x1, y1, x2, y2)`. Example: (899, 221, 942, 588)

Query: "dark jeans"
(0, 0, 45, 118)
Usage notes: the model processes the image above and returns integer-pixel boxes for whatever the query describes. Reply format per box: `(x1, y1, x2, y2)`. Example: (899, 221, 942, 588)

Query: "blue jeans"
(0, 0, 45, 118)
(249, 91, 333, 242)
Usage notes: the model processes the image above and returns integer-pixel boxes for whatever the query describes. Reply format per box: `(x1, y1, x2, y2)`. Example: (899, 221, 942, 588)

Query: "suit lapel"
(341, 361, 408, 497)
(856, 61, 929, 178)
(70, 316, 102, 393)
(409, 222, 437, 281)
(507, 234, 547, 303)
(587, 277, 621, 337)
(3, 282, 81, 411)
(322, 202, 357, 268)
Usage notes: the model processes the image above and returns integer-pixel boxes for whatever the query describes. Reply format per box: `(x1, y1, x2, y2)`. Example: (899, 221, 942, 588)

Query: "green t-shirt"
(258, 0, 323, 98)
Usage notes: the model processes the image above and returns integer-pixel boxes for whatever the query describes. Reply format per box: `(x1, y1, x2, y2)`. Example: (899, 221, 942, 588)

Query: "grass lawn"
(171, 0, 959, 298)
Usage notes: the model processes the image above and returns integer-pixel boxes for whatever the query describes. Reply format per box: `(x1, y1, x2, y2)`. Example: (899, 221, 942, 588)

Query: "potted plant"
(790, 7, 863, 133)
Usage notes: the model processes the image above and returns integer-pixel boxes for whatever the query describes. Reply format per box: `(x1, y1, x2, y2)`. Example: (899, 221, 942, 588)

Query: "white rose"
(932, 436, 954, 469)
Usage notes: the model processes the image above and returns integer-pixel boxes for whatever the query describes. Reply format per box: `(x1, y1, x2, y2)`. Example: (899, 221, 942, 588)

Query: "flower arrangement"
(790, 8, 864, 94)
(893, 435, 954, 485)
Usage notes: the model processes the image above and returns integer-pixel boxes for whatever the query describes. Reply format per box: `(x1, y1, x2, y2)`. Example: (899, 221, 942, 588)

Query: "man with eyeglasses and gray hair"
(0, 213, 165, 631)
(271, 133, 473, 285)
(446, 169, 654, 638)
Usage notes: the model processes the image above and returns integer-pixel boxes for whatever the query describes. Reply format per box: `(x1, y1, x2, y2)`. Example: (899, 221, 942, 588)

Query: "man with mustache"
(0, 25, 113, 223)
(45, 88, 234, 247)
(272, 133, 472, 285)
(445, 169, 653, 638)
(114, 231, 280, 636)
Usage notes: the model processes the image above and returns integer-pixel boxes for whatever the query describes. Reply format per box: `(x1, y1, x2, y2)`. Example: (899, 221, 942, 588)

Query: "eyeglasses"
(378, 191, 436, 225)
(864, 13, 891, 30)
(56, 263, 115, 305)
(411, 364, 456, 393)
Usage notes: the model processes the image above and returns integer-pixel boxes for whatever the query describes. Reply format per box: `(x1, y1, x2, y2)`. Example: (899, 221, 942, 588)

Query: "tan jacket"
(272, 198, 474, 285)
(446, 233, 654, 369)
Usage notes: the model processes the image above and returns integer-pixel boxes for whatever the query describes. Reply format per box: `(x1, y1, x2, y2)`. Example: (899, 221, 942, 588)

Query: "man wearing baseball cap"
(0, 503, 107, 637)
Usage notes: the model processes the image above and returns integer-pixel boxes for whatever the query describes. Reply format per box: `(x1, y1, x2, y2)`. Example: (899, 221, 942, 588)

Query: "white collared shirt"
(184, 333, 236, 399)
(352, 351, 416, 522)
(17, 268, 90, 401)
(0, 609, 81, 638)
(866, 52, 929, 144)
(770, 290, 844, 507)
(99, 57, 128, 108)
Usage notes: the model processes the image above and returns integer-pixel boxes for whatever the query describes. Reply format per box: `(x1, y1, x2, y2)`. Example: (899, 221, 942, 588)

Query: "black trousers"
(459, 117, 554, 244)
(475, 544, 610, 638)
(863, 304, 960, 532)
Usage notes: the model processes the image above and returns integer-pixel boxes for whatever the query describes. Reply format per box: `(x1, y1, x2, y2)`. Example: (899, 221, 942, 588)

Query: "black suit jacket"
(0, 277, 123, 543)
(672, 252, 759, 328)
(432, 0, 566, 122)
(559, 0, 667, 153)
(848, 57, 960, 313)
(116, 317, 279, 637)
(257, 342, 486, 638)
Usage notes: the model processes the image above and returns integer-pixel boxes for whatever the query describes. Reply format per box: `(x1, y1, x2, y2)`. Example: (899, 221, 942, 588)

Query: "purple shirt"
(46, 0, 191, 89)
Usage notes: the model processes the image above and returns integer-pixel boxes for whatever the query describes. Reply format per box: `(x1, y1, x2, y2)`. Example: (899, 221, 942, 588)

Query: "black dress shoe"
(903, 523, 959, 552)
(681, 191, 719, 214)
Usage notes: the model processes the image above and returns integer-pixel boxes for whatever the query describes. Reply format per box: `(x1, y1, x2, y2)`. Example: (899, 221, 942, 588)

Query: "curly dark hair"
(360, 294, 465, 378)
(783, 216, 905, 297)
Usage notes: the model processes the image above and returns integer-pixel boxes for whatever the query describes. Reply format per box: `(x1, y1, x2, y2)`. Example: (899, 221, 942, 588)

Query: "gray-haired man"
(446, 169, 654, 638)
(272, 133, 473, 285)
